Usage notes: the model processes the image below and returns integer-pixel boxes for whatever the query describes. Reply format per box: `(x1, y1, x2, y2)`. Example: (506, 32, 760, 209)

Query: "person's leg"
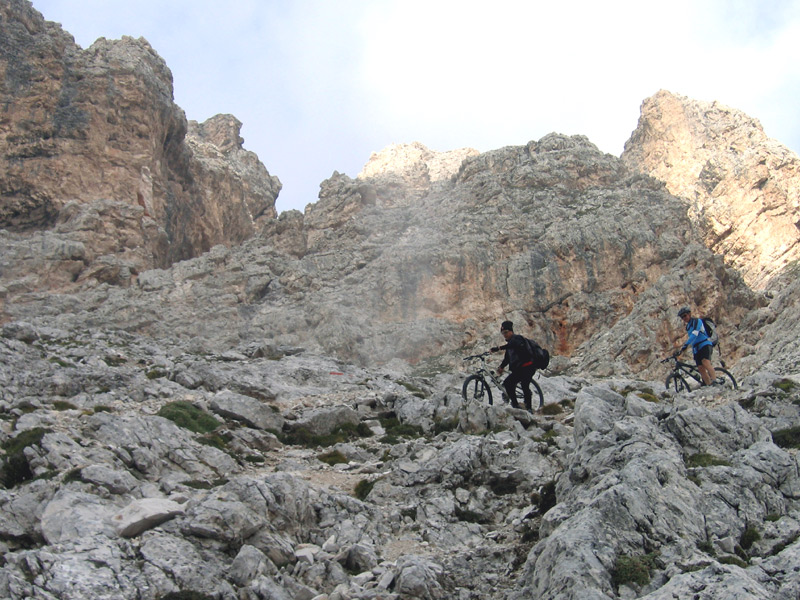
(519, 367, 535, 411)
(503, 372, 521, 408)
(695, 346, 713, 385)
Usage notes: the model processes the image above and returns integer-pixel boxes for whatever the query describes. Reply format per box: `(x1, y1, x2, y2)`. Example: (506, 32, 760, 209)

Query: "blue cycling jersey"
(682, 318, 713, 354)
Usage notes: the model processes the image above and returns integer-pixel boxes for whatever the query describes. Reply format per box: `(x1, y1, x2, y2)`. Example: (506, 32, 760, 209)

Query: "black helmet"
(677, 306, 691, 317)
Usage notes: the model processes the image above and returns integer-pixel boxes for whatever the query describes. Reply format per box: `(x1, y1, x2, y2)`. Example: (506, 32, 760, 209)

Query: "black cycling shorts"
(694, 345, 712, 366)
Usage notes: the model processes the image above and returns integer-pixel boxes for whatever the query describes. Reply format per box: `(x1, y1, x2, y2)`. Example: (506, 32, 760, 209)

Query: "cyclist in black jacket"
(490, 320, 536, 412)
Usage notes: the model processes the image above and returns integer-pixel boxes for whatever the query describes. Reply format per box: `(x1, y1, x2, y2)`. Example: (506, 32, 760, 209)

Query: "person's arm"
(683, 319, 701, 351)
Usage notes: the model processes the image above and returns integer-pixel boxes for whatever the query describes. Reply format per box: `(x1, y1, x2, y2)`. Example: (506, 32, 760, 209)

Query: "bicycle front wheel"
(462, 375, 493, 405)
(665, 373, 690, 393)
(714, 367, 737, 389)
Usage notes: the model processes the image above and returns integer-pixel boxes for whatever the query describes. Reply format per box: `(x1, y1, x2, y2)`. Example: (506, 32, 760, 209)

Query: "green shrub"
(354, 478, 375, 500)
(740, 526, 760, 550)
(772, 426, 800, 449)
(612, 552, 658, 588)
(146, 368, 168, 380)
(244, 455, 265, 463)
(537, 480, 557, 514)
(774, 379, 796, 393)
(1, 428, 51, 489)
(92, 405, 114, 413)
(686, 453, 730, 468)
(157, 401, 221, 434)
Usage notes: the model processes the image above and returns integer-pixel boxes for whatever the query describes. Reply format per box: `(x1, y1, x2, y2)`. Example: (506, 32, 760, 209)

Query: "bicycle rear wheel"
(714, 367, 737, 389)
(511, 380, 544, 410)
(665, 373, 690, 393)
(462, 375, 493, 405)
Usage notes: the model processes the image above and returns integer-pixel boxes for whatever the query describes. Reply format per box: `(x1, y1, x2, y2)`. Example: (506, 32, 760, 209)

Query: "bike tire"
(665, 373, 690, 393)
(714, 367, 738, 390)
(462, 375, 493, 405)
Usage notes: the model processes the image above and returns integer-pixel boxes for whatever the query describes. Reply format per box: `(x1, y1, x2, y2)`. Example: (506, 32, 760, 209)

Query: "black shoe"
(510, 402, 520, 409)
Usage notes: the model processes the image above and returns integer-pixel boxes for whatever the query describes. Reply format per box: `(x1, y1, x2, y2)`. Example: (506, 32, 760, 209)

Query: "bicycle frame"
(661, 354, 737, 392)
(462, 352, 544, 408)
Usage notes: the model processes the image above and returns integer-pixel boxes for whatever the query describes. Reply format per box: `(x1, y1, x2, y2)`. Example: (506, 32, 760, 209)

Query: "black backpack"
(525, 338, 550, 370)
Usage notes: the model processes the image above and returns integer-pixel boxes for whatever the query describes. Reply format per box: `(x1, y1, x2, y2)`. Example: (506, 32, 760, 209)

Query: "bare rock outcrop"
(621, 90, 800, 290)
(0, 0, 280, 274)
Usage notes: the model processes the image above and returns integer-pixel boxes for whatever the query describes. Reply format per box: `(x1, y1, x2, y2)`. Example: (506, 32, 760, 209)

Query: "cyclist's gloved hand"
(490, 347, 499, 353)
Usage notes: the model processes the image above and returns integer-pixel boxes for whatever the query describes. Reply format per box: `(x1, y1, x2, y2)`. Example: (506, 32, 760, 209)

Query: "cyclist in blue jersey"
(676, 306, 717, 386)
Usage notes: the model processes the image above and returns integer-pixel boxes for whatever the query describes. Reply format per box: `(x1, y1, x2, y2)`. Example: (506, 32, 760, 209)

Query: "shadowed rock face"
(621, 90, 800, 291)
(0, 0, 280, 269)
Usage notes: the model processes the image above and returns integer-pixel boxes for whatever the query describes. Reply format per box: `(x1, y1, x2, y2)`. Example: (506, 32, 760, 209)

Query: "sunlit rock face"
(0, 1, 280, 276)
(621, 90, 800, 290)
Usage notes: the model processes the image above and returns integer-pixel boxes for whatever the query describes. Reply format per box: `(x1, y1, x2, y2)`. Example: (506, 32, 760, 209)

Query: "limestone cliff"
(621, 90, 800, 290)
(0, 0, 280, 273)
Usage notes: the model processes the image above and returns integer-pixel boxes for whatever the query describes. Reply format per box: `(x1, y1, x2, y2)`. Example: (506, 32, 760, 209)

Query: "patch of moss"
(432, 418, 459, 435)
(686, 453, 730, 468)
(318, 450, 348, 465)
(765, 513, 781, 522)
(92, 405, 113, 413)
(354, 478, 375, 500)
(196, 433, 230, 451)
(52, 401, 77, 411)
(283, 422, 373, 448)
(772, 426, 800, 449)
(541, 403, 563, 416)
(719, 555, 748, 568)
(774, 379, 796, 393)
(379, 417, 424, 440)
(157, 401, 221, 434)
(399, 381, 427, 398)
(146, 368, 168, 380)
(637, 391, 659, 403)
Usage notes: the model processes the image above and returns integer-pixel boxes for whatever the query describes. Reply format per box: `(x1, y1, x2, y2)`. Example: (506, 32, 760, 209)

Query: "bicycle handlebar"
(463, 351, 492, 361)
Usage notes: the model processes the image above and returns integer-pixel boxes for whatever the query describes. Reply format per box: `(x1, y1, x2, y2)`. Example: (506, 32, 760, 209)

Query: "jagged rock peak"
(622, 89, 800, 289)
(359, 141, 479, 183)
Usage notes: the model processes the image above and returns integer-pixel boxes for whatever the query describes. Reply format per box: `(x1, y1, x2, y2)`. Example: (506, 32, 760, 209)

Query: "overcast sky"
(31, 0, 800, 214)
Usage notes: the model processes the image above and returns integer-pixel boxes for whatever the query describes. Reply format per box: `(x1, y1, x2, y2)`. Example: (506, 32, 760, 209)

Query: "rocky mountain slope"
(2, 2, 800, 599)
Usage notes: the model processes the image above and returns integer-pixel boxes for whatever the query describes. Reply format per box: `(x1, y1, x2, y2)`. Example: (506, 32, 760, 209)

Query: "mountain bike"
(461, 352, 544, 409)
(660, 353, 737, 392)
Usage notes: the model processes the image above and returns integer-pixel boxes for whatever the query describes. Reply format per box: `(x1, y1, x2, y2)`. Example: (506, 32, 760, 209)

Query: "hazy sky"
(31, 0, 800, 214)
